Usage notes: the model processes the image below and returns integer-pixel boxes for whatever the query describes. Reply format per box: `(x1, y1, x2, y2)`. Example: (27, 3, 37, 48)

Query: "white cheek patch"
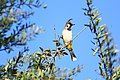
(67, 24, 71, 28)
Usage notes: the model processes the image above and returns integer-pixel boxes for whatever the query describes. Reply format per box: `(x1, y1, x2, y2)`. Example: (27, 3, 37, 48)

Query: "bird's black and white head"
(64, 19, 75, 30)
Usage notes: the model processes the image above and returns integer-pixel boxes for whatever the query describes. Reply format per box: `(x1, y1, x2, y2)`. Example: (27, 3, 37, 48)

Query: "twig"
(72, 26, 87, 41)
(52, 26, 59, 61)
(53, 27, 56, 40)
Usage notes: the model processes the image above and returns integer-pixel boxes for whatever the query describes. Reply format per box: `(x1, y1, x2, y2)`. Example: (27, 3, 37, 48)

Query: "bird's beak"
(72, 23, 75, 26)
(71, 23, 75, 28)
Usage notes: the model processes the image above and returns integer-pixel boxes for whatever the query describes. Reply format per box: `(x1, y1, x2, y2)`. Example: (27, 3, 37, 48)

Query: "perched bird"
(62, 19, 77, 61)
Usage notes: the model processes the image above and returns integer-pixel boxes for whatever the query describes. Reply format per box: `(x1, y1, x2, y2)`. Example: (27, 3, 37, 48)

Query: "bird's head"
(64, 19, 75, 30)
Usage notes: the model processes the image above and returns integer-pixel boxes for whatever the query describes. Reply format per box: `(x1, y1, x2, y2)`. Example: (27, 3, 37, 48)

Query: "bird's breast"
(62, 29, 72, 43)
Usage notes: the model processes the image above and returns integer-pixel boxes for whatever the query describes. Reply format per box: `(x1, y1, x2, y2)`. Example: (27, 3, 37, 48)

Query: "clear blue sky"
(0, 0, 120, 80)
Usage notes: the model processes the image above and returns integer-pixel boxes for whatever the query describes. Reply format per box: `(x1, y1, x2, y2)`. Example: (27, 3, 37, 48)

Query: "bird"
(62, 19, 77, 61)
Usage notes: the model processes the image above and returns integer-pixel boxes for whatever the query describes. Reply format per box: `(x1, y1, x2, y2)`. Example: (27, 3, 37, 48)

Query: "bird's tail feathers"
(69, 50, 77, 61)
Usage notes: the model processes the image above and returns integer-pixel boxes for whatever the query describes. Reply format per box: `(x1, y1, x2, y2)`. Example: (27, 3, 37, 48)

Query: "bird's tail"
(69, 50, 77, 61)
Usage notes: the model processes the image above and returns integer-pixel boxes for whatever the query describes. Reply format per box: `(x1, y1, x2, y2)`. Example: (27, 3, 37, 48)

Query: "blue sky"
(0, 0, 120, 80)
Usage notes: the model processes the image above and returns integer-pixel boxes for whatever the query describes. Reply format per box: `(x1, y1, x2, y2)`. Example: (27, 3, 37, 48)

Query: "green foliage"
(112, 66, 120, 80)
(0, 47, 81, 80)
(84, 0, 119, 79)
(0, 0, 44, 53)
